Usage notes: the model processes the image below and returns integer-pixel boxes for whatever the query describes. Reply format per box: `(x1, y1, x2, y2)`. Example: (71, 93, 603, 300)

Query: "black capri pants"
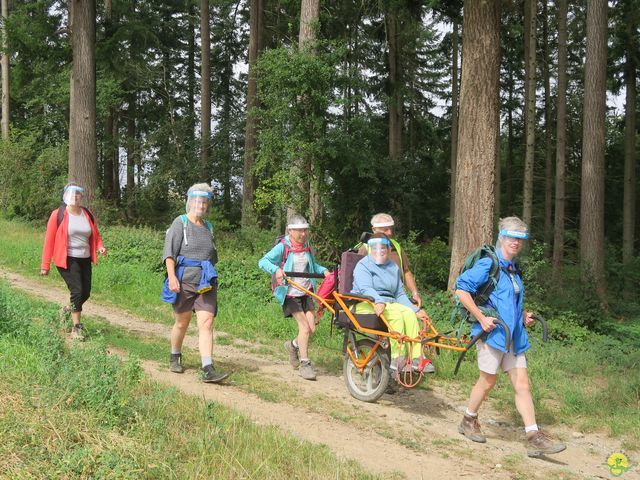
(56, 256, 92, 312)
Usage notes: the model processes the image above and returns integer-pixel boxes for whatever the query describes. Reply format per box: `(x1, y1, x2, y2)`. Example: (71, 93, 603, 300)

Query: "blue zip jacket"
(455, 249, 530, 354)
(258, 236, 327, 305)
(352, 256, 418, 312)
(162, 256, 218, 304)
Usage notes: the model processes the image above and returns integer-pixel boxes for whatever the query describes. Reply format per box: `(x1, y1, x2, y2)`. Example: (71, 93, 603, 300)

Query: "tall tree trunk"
(522, 0, 536, 228)
(68, 0, 98, 202)
(542, 0, 553, 254)
(387, 9, 403, 163)
(448, 20, 459, 246)
(506, 68, 514, 206)
(221, 29, 232, 217)
(111, 109, 120, 202)
(1, 0, 9, 141)
(580, 0, 608, 304)
(448, 0, 501, 290)
(126, 93, 136, 218)
(622, 1, 637, 270)
(495, 102, 501, 225)
(104, 107, 115, 199)
(103, 0, 115, 201)
(187, 0, 196, 142)
(289, 0, 320, 222)
(200, 0, 211, 181)
(552, 0, 568, 283)
(241, 0, 263, 228)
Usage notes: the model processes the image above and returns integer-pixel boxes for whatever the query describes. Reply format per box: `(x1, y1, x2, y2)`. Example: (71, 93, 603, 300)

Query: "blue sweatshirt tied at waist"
(162, 256, 218, 304)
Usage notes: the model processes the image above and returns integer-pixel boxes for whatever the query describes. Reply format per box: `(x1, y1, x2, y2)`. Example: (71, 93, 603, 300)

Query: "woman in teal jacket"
(259, 215, 329, 381)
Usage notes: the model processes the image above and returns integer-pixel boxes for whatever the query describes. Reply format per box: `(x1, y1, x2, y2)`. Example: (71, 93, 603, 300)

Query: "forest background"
(0, 0, 638, 332)
(0, 1, 639, 476)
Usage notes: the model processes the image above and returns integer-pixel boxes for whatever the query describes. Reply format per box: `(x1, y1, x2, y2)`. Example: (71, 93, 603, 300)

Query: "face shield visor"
(186, 190, 212, 217)
(367, 237, 391, 265)
(62, 185, 85, 206)
(498, 229, 529, 249)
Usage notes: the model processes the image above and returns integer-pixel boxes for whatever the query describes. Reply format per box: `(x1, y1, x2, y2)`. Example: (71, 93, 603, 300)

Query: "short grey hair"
(496, 216, 528, 249)
(370, 213, 395, 233)
(286, 214, 309, 232)
(187, 183, 213, 196)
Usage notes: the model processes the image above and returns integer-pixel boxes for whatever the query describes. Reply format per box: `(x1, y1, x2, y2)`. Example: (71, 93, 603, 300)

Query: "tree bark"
(290, 0, 320, 222)
(622, 1, 637, 269)
(522, 0, 536, 228)
(506, 68, 514, 206)
(241, 0, 263, 228)
(552, 0, 568, 283)
(580, 0, 608, 304)
(187, 0, 196, 141)
(103, 0, 116, 201)
(542, 0, 553, 254)
(68, 0, 98, 202)
(200, 0, 211, 181)
(1, 0, 9, 141)
(125, 93, 136, 218)
(448, 0, 501, 290)
(386, 9, 403, 163)
(448, 20, 459, 246)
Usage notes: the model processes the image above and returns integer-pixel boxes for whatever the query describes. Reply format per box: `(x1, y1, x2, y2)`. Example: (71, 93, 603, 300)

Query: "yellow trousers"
(355, 302, 421, 360)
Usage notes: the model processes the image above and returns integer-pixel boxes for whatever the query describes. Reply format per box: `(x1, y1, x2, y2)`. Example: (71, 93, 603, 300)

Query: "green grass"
(1, 216, 639, 451)
(0, 282, 387, 480)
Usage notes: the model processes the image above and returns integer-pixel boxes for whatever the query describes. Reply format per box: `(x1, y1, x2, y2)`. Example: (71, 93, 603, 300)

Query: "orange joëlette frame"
(283, 276, 467, 389)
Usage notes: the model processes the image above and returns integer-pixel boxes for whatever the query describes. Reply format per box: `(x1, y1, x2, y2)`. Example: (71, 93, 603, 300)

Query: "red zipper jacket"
(41, 207, 105, 270)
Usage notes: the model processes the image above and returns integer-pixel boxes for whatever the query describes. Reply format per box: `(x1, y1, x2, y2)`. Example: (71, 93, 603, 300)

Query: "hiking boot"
(412, 358, 436, 374)
(170, 353, 185, 373)
(70, 323, 86, 341)
(458, 414, 487, 443)
(284, 340, 300, 369)
(299, 360, 317, 380)
(526, 430, 566, 457)
(200, 364, 229, 384)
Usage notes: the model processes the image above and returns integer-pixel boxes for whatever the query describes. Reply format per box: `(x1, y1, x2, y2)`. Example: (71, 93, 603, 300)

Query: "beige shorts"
(476, 340, 526, 374)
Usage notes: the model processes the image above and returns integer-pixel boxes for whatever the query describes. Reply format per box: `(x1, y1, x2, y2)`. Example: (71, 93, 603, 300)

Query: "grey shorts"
(476, 339, 527, 374)
(173, 282, 218, 315)
(282, 295, 315, 318)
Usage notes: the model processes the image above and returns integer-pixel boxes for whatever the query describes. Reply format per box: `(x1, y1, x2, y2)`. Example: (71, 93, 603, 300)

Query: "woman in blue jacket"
(259, 215, 329, 381)
(455, 216, 565, 457)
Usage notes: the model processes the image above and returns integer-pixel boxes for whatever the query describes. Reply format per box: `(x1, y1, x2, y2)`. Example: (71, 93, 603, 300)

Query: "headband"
(371, 220, 394, 228)
(499, 229, 529, 240)
(188, 190, 212, 198)
(64, 186, 85, 193)
(368, 237, 391, 247)
(287, 223, 309, 229)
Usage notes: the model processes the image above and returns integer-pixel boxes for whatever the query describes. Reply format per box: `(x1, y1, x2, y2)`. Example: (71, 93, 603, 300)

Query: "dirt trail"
(4, 270, 630, 479)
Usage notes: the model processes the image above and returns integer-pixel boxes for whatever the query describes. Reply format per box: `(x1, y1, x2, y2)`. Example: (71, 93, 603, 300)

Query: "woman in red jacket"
(40, 183, 107, 339)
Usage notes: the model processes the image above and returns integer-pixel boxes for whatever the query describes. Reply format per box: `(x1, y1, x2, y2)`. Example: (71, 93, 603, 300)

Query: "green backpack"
(451, 245, 502, 337)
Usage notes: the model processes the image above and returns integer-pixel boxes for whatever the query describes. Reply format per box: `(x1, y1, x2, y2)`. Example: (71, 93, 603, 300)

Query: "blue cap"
(64, 185, 85, 193)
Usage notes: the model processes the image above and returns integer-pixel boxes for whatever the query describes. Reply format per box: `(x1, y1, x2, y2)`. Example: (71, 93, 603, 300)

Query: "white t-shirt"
(286, 251, 312, 297)
(67, 210, 91, 258)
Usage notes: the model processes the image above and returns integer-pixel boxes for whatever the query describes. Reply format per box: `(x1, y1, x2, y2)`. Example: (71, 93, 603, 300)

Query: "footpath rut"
(3, 270, 630, 480)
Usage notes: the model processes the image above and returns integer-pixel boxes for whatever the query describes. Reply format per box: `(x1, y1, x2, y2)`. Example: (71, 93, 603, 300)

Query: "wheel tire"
(343, 338, 390, 403)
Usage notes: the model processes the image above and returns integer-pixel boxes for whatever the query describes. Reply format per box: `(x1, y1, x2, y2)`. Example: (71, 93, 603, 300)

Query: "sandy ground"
(3, 270, 633, 480)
